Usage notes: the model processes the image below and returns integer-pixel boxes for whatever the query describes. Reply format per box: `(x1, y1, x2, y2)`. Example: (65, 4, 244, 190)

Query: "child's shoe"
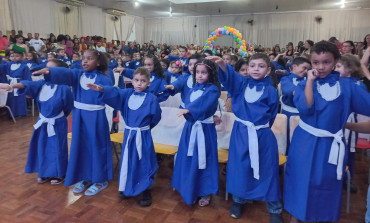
(229, 201, 244, 219)
(118, 191, 127, 199)
(270, 213, 283, 223)
(84, 182, 108, 196)
(139, 189, 152, 207)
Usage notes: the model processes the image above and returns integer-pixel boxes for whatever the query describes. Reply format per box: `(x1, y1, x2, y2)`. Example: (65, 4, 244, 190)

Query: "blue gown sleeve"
(349, 80, 370, 116)
(268, 87, 280, 127)
(281, 76, 295, 96)
(48, 67, 78, 86)
(218, 64, 245, 97)
(22, 66, 32, 81)
(19, 80, 45, 98)
(0, 63, 8, 75)
(167, 55, 179, 61)
(100, 86, 130, 111)
(186, 85, 220, 121)
(171, 74, 188, 95)
(293, 80, 315, 115)
(156, 78, 170, 102)
(61, 85, 74, 117)
(121, 68, 134, 79)
(108, 69, 114, 86)
(150, 96, 162, 129)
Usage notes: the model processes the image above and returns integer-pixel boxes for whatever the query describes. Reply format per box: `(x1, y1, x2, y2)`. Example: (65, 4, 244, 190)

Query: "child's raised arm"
(206, 56, 226, 72)
(305, 69, 318, 107)
(0, 83, 25, 91)
(32, 68, 50, 76)
(87, 83, 104, 92)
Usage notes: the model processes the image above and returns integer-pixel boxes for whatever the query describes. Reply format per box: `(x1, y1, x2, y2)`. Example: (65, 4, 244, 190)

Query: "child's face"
(82, 51, 99, 71)
(132, 73, 150, 92)
(179, 48, 187, 57)
(171, 63, 181, 74)
(72, 54, 80, 61)
(12, 53, 22, 62)
(26, 53, 33, 61)
(195, 64, 209, 84)
(269, 55, 276, 62)
(47, 54, 56, 61)
(342, 42, 353, 54)
(292, 62, 311, 78)
(248, 59, 271, 80)
(238, 64, 249, 77)
(188, 59, 197, 75)
(310, 52, 337, 78)
(222, 55, 231, 64)
(144, 58, 154, 72)
(123, 55, 130, 61)
(57, 50, 65, 57)
(160, 61, 168, 70)
(117, 58, 123, 65)
(335, 62, 351, 78)
(134, 53, 141, 60)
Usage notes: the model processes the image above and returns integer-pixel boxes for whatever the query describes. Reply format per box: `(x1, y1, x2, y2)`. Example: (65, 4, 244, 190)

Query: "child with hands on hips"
(32, 49, 113, 196)
(113, 54, 169, 102)
(171, 59, 221, 207)
(208, 54, 283, 223)
(0, 59, 73, 185)
(87, 67, 161, 207)
(284, 41, 370, 223)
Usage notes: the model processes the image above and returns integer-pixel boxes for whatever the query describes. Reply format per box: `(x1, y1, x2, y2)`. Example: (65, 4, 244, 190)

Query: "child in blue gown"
(1, 59, 73, 184)
(164, 54, 203, 109)
(280, 57, 311, 152)
(87, 67, 161, 207)
(171, 59, 220, 206)
(165, 46, 189, 73)
(209, 54, 283, 223)
(24, 52, 40, 70)
(114, 54, 169, 102)
(131, 52, 142, 70)
(32, 49, 113, 196)
(165, 60, 182, 84)
(0, 51, 32, 117)
(284, 41, 370, 223)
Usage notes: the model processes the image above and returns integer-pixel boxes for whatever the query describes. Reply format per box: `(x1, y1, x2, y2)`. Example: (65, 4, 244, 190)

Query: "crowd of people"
(1, 29, 370, 223)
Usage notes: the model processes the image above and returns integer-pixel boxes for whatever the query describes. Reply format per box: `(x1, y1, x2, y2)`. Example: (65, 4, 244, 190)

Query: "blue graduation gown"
(23, 60, 39, 70)
(21, 80, 73, 178)
(219, 64, 280, 201)
(131, 60, 142, 69)
(167, 55, 189, 73)
(109, 59, 116, 69)
(38, 57, 47, 64)
(57, 56, 71, 67)
(171, 83, 220, 205)
(170, 72, 193, 108)
(100, 87, 161, 196)
(46, 67, 113, 186)
(0, 61, 32, 117)
(71, 60, 82, 69)
(284, 72, 370, 222)
(280, 72, 306, 150)
(165, 71, 181, 84)
(122, 69, 169, 102)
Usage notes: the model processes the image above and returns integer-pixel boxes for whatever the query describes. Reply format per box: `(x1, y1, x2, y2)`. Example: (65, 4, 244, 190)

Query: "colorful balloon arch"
(204, 26, 247, 57)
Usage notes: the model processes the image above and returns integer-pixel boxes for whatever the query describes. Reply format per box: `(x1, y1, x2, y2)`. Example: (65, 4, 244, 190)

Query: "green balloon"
(237, 44, 241, 48)
(237, 38, 241, 42)
(206, 46, 210, 49)
(223, 26, 227, 29)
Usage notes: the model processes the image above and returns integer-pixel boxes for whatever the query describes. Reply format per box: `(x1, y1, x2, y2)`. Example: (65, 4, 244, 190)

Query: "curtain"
(0, 0, 12, 34)
(120, 15, 136, 42)
(80, 5, 105, 37)
(54, 2, 79, 37)
(144, 9, 370, 48)
(8, 0, 55, 38)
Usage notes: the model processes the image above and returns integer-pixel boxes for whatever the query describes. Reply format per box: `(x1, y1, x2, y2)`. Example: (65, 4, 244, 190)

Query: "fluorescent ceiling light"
(169, 0, 226, 4)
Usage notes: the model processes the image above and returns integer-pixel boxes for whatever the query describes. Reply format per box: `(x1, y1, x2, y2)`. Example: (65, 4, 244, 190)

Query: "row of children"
(1, 40, 370, 223)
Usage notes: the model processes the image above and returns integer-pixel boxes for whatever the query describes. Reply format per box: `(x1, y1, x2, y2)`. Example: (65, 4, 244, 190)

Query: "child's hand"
(163, 55, 169, 59)
(206, 56, 226, 71)
(87, 83, 104, 92)
(32, 68, 50, 76)
(177, 109, 189, 117)
(164, 85, 175, 90)
(307, 69, 318, 81)
(0, 83, 11, 91)
(113, 67, 125, 74)
(213, 115, 222, 125)
(225, 97, 232, 112)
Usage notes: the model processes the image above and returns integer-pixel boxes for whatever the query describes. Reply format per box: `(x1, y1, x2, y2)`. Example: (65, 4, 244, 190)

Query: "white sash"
(74, 101, 105, 111)
(299, 119, 345, 180)
(235, 116, 269, 180)
(344, 113, 356, 153)
(119, 125, 150, 192)
(187, 116, 214, 169)
(281, 100, 299, 114)
(33, 111, 65, 137)
(6, 75, 19, 96)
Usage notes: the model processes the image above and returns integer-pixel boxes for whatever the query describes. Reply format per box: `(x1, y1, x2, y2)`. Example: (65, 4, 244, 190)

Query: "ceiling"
(83, 0, 370, 18)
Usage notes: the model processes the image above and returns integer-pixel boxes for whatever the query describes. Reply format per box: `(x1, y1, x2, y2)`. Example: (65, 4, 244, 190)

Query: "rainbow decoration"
(204, 26, 247, 57)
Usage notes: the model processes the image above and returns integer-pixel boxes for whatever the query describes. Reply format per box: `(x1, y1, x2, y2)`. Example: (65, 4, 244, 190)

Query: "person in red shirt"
(0, 30, 9, 56)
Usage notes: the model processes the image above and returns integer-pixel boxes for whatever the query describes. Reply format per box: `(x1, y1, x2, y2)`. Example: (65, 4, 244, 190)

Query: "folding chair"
(0, 90, 16, 123)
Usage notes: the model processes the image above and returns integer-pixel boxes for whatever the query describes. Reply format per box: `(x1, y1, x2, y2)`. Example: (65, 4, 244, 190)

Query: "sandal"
(37, 177, 51, 184)
(50, 177, 65, 185)
(198, 195, 211, 207)
(73, 181, 92, 193)
(84, 182, 108, 196)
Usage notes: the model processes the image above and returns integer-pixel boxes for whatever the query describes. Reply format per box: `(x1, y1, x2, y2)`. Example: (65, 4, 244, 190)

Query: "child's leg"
(267, 201, 283, 223)
(229, 195, 251, 219)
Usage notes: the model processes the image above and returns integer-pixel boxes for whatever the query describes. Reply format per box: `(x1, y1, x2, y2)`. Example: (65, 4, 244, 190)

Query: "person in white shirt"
(29, 33, 45, 52)
(96, 41, 106, 53)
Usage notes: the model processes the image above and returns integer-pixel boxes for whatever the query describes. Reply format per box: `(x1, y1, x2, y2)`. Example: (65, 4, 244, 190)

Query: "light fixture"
(340, 0, 345, 8)
(169, 2, 172, 16)
(134, 0, 139, 7)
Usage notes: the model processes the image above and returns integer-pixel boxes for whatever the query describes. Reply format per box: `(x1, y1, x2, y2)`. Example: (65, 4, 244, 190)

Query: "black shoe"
(270, 213, 283, 223)
(229, 202, 244, 219)
(343, 181, 358, 193)
(118, 191, 127, 199)
(139, 189, 152, 207)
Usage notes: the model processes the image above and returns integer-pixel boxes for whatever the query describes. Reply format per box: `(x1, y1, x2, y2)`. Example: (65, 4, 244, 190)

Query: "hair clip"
(195, 62, 212, 70)
(175, 60, 182, 67)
